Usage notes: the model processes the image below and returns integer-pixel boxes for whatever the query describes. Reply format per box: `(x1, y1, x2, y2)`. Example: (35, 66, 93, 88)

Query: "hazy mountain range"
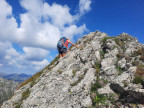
(0, 72, 31, 82)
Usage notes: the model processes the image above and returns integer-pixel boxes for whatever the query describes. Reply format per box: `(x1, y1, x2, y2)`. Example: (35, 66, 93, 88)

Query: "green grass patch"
(116, 66, 123, 75)
(93, 63, 101, 74)
(92, 92, 108, 106)
(70, 75, 84, 86)
(102, 37, 113, 45)
(91, 63, 102, 93)
(100, 50, 106, 59)
(91, 92, 117, 107)
(30, 80, 36, 87)
(72, 70, 77, 78)
(114, 38, 126, 50)
(91, 82, 102, 92)
(15, 104, 21, 108)
(104, 79, 108, 84)
(21, 89, 30, 100)
(113, 45, 118, 50)
(14, 89, 30, 108)
(116, 40, 124, 48)
(93, 63, 101, 86)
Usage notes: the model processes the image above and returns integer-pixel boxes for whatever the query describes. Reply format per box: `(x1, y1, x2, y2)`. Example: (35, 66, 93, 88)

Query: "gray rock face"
(0, 76, 19, 106)
(2, 31, 144, 108)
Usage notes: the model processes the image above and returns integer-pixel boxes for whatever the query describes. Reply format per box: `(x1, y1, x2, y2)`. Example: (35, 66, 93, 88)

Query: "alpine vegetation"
(2, 31, 144, 108)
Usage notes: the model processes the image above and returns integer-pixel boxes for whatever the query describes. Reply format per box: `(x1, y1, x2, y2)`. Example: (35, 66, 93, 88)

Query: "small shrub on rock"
(93, 63, 101, 74)
(100, 50, 106, 59)
(103, 79, 108, 84)
(133, 64, 144, 84)
(133, 47, 144, 62)
(114, 37, 126, 51)
(22, 89, 30, 100)
(133, 76, 143, 84)
(117, 66, 122, 75)
(114, 38, 124, 47)
(92, 92, 108, 106)
(72, 70, 77, 78)
(91, 82, 102, 92)
(102, 37, 113, 45)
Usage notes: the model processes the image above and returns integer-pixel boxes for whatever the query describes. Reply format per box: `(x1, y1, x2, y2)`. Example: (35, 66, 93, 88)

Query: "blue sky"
(0, 0, 144, 75)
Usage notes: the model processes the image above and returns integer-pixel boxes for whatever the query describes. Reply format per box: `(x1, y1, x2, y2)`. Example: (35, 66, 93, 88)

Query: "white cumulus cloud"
(23, 47, 49, 61)
(0, 0, 18, 42)
(31, 59, 49, 70)
(0, 0, 91, 49)
(79, 0, 92, 15)
(0, 41, 49, 74)
(0, 0, 92, 74)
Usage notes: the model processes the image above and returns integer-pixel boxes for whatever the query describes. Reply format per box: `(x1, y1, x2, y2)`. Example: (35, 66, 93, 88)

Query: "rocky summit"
(2, 31, 144, 108)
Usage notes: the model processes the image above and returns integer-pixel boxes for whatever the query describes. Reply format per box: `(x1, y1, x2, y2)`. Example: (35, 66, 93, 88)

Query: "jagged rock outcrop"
(2, 31, 144, 108)
(0, 76, 19, 106)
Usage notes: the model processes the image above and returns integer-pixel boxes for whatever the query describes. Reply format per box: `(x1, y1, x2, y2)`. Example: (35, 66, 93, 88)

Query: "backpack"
(57, 37, 68, 48)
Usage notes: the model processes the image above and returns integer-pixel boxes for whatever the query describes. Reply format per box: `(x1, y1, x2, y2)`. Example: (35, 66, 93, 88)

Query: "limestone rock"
(2, 31, 144, 108)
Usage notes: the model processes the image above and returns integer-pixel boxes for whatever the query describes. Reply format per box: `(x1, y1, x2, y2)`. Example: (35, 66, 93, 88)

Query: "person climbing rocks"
(57, 37, 78, 58)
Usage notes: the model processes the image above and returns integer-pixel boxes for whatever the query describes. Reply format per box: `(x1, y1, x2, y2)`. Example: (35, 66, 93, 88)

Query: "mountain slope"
(2, 31, 144, 108)
(0, 77, 19, 106)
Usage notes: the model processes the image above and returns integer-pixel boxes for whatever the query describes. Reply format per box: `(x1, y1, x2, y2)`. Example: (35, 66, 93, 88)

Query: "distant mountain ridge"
(0, 73, 31, 82)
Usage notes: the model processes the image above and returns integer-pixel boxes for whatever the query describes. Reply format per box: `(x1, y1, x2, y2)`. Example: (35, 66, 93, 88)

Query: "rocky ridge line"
(2, 31, 144, 108)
